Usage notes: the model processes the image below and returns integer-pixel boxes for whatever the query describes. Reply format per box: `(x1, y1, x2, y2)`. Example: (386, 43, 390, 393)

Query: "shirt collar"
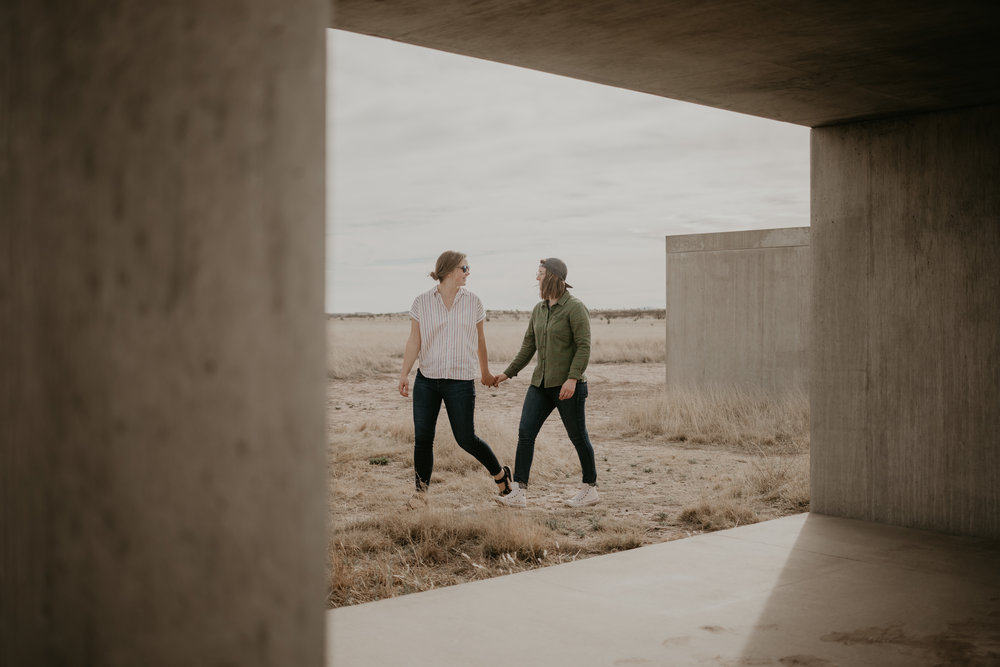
(547, 292, 571, 308)
(434, 286, 465, 301)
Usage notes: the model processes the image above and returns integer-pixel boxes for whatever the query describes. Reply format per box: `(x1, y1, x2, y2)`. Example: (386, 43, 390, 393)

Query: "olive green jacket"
(503, 292, 591, 387)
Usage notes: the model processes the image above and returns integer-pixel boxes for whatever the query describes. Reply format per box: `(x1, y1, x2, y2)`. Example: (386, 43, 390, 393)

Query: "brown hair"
(429, 250, 466, 282)
(539, 269, 567, 301)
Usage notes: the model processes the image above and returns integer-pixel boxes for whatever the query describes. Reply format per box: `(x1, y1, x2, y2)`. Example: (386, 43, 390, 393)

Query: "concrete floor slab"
(327, 513, 1000, 666)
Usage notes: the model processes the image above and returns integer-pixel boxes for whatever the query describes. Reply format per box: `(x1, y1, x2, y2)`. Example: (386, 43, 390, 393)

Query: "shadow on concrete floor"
(736, 514, 1000, 665)
(328, 513, 1000, 666)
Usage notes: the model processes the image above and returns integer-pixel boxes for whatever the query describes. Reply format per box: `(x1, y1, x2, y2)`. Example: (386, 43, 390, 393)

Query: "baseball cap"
(540, 257, 573, 289)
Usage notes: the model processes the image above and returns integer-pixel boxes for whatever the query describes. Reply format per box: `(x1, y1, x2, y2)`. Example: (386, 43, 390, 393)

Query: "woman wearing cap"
(399, 250, 513, 506)
(493, 258, 599, 508)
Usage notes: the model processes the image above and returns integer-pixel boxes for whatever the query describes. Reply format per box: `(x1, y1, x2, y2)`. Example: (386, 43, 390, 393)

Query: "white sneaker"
(494, 482, 526, 508)
(565, 483, 599, 507)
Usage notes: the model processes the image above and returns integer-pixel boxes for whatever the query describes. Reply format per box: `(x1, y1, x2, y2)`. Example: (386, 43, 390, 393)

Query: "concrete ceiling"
(331, 0, 1000, 127)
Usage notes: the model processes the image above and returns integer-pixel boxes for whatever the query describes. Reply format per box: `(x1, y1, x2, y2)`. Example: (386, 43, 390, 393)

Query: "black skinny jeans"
(411, 370, 502, 490)
(513, 382, 597, 487)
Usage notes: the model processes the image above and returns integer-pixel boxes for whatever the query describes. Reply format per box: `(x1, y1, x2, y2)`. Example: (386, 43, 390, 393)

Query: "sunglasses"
(460, 265, 470, 274)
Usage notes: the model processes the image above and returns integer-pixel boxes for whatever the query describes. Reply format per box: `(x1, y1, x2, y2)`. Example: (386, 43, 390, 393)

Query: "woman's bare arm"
(399, 319, 421, 397)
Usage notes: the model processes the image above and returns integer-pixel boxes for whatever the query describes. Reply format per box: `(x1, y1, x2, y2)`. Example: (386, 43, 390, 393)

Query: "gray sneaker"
(494, 481, 526, 508)
(565, 483, 599, 507)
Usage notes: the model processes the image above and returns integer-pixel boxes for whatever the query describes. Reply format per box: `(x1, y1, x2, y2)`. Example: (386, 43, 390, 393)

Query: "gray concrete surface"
(331, 1, 1000, 127)
(2, 3, 328, 664)
(811, 104, 1000, 539)
(328, 513, 1000, 666)
(666, 228, 810, 393)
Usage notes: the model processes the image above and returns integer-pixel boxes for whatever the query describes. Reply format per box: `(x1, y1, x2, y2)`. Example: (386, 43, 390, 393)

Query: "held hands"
(402, 372, 504, 393)
(477, 373, 573, 396)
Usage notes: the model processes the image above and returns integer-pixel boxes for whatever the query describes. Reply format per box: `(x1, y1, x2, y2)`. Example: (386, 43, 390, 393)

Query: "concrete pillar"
(666, 228, 811, 393)
(811, 104, 1000, 538)
(2, 3, 327, 664)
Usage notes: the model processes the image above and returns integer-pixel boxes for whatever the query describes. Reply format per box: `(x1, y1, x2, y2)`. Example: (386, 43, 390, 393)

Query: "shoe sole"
(564, 498, 599, 507)
(494, 496, 525, 508)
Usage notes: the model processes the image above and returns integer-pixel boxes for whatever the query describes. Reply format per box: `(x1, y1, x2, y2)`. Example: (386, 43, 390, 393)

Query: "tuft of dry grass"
(620, 385, 809, 454)
(742, 456, 810, 511)
(679, 456, 809, 531)
(328, 506, 652, 607)
(678, 501, 758, 531)
(327, 416, 411, 466)
(586, 516, 648, 552)
(329, 509, 594, 607)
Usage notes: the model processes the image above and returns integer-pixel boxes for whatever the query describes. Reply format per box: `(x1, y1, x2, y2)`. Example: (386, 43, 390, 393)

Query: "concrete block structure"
(3, 2, 328, 665)
(811, 106, 1000, 537)
(666, 228, 810, 393)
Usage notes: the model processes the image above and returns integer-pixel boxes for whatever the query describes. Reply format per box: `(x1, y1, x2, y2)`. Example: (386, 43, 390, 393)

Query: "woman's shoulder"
(565, 293, 589, 311)
(459, 288, 485, 306)
(410, 286, 438, 309)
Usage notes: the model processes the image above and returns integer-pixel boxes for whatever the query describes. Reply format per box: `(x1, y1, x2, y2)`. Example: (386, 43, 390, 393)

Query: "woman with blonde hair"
(399, 250, 512, 505)
(494, 258, 599, 508)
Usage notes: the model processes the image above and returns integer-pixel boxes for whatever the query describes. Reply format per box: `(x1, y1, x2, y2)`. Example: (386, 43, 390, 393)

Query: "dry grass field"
(327, 311, 809, 608)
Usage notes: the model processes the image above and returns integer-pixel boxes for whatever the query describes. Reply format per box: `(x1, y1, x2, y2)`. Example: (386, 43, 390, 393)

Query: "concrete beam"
(331, 0, 1000, 127)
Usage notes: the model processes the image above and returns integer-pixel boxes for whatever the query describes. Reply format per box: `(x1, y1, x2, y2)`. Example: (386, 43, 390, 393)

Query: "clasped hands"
(480, 372, 508, 388)
(481, 373, 577, 399)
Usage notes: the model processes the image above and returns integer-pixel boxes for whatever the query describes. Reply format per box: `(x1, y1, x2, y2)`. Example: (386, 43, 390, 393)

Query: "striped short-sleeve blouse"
(410, 287, 485, 380)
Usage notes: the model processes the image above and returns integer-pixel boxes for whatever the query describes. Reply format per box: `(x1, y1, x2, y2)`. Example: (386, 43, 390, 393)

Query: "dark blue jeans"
(412, 370, 502, 490)
(514, 382, 597, 486)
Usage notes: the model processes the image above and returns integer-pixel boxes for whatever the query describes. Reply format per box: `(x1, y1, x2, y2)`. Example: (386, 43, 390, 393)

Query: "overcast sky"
(326, 29, 809, 314)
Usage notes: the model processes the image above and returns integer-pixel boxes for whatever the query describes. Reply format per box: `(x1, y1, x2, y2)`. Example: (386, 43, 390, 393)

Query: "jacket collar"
(546, 291, 572, 309)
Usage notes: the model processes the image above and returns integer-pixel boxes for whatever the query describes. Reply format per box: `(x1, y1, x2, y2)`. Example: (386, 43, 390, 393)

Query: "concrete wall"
(666, 228, 811, 393)
(811, 104, 1000, 538)
(2, 3, 328, 664)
